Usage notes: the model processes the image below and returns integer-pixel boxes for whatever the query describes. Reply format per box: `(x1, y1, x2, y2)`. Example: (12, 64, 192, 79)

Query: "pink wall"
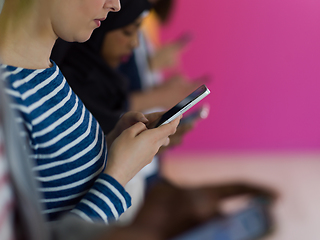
(160, 0, 320, 153)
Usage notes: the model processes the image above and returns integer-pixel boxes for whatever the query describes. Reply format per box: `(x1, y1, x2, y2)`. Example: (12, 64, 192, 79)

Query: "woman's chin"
(72, 30, 94, 43)
(120, 55, 130, 63)
(77, 34, 93, 43)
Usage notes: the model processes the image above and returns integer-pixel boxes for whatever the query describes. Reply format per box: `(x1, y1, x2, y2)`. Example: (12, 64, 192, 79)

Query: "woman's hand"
(104, 116, 181, 186)
(149, 33, 192, 71)
(157, 121, 195, 155)
(106, 111, 149, 150)
(129, 74, 203, 112)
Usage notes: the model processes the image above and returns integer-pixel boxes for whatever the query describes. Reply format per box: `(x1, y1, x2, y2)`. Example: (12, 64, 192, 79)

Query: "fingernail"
(140, 117, 148, 122)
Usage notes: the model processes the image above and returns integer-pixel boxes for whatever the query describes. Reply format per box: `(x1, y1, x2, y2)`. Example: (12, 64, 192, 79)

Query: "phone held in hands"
(154, 84, 210, 128)
(179, 104, 210, 125)
(175, 32, 193, 47)
(171, 197, 273, 240)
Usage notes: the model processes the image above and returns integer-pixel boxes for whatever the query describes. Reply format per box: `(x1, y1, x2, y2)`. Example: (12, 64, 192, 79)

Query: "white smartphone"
(154, 84, 210, 128)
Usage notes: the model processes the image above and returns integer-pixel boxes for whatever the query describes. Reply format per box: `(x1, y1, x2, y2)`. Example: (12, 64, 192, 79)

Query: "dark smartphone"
(171, 197, 273, 240)
(154, 84, 210, 128)
(179, 104, 210, 125)
(174, 32, 193, 47)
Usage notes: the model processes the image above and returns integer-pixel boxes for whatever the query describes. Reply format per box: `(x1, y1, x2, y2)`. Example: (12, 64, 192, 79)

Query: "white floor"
(162, 152, 320, 240)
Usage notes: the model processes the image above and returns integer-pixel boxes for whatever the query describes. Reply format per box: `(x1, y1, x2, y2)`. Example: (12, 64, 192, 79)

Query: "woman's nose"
(104, 0, 121, 12)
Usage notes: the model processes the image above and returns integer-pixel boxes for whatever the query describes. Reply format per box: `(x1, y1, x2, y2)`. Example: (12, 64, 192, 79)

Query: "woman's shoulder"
(1, 62, 63, 92)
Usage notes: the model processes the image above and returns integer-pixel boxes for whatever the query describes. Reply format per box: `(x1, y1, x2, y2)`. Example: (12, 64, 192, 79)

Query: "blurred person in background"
(119, 0, 209, 187)
(120, 0, 198, 113)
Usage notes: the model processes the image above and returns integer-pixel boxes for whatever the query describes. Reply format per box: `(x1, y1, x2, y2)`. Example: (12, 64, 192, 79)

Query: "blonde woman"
(0, 0, 180, 222)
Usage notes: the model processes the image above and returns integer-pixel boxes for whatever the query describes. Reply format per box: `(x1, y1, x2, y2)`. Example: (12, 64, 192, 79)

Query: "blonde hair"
(0, 0, 34, 34)
(1, 0, 34, 15)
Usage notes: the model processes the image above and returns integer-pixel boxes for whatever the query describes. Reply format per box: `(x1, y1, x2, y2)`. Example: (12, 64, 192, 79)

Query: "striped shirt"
(0, 62, 131, 223)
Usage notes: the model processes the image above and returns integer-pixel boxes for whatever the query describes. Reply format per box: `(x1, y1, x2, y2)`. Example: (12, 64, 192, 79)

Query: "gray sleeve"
(49, 214, 111, 240)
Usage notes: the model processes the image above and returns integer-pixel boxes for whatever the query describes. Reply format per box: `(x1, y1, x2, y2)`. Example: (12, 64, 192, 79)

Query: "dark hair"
(51, 0, 151, 64)
(153, 0, 174, 24)
(85, 0, 151, 53)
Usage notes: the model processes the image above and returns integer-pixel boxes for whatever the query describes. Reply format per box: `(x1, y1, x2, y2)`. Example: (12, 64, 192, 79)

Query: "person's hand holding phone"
(133, 180, 277, 240)
(156, 74, 209, 110)
(104, 113, 181, 187)
(129, 73, 210, 113)
(106, 111, 149, 150)
(149, 32, 192, 71)
(157, 121, 195, 155)
(157, 104, 210, 154)
(154, 84, 210, 128)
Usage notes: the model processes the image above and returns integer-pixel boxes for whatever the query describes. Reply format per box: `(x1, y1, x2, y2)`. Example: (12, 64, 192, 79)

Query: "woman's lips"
(94, 20, 101, 27)
(94, 18, 106, 27)
(121, 55, 131, 63)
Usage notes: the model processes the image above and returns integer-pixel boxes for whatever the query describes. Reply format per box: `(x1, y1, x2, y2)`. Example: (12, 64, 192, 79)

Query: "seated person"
(0, 0, 180, 223)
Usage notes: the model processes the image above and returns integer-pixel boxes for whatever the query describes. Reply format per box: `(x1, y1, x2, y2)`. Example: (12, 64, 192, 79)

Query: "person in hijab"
(51, 0, 196, 197)
(51, 0, 163, 223)
(51, 0, 197, 137)
(52, 0, 152, 134)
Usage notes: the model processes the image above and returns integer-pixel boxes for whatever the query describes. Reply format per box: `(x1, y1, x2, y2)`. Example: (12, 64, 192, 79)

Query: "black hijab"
(86, 0, 152, 54)
(51, 0, 152, 135)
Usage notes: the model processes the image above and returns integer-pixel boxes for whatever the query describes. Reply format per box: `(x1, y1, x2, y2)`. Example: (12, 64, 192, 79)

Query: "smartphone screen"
(171, 198, 273, 240)
(154, 85, 210, 128)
